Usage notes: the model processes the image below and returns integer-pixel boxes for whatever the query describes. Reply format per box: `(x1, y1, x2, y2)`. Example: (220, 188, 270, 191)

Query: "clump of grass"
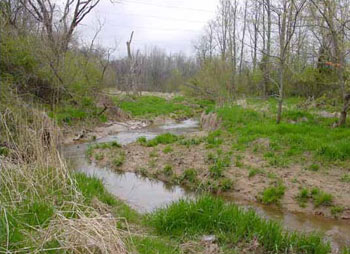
(180, 168, 198, 184)
(259, 183, 286, 204)
(149, 150, 158, 158)
(219, 178, 234, 191)
(206, 130, 223, 148)
(163, 145, 173, 154)
(178, 137, 203, 146)
(207, 150, 231, 179)
(137, 136, 147, 145)
(86, 141, 122, 159)
(94, 153, 104, 161)
(330, 206, 344, 217)
(248, 168, 264, 178)
(111, 150, 125, 167)
(163, 165, 173, 176)
(311, 188, 333, 207)
(341, 173, 350, 183)
(148, 196, 331, 254)
(306, 164, 320, 172)
(296, 188, 310, 207)
(143, 133, 179, 147)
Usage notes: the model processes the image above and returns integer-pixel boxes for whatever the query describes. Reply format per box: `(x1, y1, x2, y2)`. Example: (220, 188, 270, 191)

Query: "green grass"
(142, 133, 179, 147)
(248, 168, 264, 178)
(74, 173, 139, 222)
(306, 164, 320, 172)
(295, 187, 333, 208)
(147, 196, 331, 254)
(216, 105, 350, 163)
(86, 141, 121, 158)
(131, 236, 180, 254)
(74, 173, 117, 206)
(341, 173, 350, 183)
(112, 151, 125, 167)
(163, 145, 173, 154)
(180, 168, 198, 184)
(259, 184, 286, 204)
(48, 99, 107, 125)
(163, 165, 173, 176)
(116, 96, 193, 118)
(310, 188, 333, 207)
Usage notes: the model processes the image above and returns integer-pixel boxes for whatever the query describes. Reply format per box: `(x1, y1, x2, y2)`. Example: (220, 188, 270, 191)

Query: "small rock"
(201, 235, 216, 243)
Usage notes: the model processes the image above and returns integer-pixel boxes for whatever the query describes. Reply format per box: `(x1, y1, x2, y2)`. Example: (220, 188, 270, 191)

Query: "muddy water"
(63, 119, 350, 251)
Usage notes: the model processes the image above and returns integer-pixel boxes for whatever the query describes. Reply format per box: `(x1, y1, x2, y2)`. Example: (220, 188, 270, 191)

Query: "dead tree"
(22, 0, 100, 52)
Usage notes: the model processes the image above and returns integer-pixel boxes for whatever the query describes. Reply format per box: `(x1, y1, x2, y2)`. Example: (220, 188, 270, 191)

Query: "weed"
(330, 206, 344, 217)
(306, 164, 320, 172)
(341, 174, 350, 183)
(219, 178, 234, 191)
(138, 168, 148, 177)
(149, 150, 158, 158)
(179, 137, 203, 146)
(181, 168, 198, 184)
(296, 188, 310, 207)
(206, 130, 223, 148)
(112, 151, 125, 167)
(311, 188, 333, 207)
(248, 168, 264, 178)
(94, 153, 104, 161)
(260, 183, 286, 204)
(163, 165, 173, 176)
(163, 145, 173, 154)
(137, 136, 147, 145)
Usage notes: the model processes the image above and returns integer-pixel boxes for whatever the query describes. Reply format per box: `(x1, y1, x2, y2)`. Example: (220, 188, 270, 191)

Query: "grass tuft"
(148, 196, 331, 254)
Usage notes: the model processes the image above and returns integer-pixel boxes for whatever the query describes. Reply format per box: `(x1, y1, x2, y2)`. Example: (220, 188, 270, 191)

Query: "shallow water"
(63, 119, 350, 251)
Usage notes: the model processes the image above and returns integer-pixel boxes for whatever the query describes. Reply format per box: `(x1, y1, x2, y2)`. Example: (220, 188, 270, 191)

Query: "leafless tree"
(22, 0, 100, 52)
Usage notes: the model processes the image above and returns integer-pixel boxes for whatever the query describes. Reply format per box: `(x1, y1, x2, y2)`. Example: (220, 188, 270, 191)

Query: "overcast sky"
(78, 0, 219, 58)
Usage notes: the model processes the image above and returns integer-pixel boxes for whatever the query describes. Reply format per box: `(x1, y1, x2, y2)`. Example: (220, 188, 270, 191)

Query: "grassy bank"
(0, 93, 126, 252)
(216, 102, 350, 165)
(64, 173, 346, 254)
(114, 95, 214, 119)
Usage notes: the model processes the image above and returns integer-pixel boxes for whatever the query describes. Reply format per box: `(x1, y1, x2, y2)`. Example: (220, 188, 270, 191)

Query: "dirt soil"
(91, 132, 350, 221)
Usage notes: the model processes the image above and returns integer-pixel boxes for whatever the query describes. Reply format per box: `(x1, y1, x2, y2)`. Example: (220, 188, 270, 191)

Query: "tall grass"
(148, 196, 331, 254)
(0, 97, 126, 253)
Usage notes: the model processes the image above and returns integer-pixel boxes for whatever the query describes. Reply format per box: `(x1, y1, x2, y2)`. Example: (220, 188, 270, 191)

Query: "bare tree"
(310, 0, 350, 126)
(273, 0, 306, 124)
(22, 0, 100, 52)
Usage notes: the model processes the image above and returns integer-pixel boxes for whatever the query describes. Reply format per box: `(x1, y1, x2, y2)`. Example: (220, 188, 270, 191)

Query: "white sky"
(78, 0, 219, 58)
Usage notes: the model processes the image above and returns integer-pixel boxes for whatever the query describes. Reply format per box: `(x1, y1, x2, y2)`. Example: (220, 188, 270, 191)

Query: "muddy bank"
(90, 135, 350, 222)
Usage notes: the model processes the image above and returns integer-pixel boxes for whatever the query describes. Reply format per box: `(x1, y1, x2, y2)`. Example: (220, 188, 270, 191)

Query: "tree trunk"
(276, 61, 284, 124)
